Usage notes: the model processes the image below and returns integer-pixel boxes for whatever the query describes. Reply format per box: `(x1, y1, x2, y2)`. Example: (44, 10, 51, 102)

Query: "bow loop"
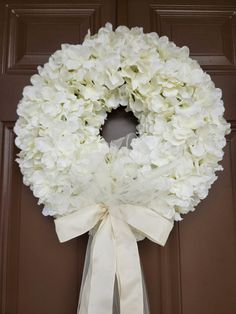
(55, 204, 105, 243)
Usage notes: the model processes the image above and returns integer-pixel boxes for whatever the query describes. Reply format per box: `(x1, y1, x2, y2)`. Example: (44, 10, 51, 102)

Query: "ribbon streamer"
(54, 204, 174, 314)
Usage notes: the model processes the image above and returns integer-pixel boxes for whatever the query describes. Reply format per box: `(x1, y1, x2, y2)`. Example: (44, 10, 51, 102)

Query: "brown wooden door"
(1, 1, 236, 313)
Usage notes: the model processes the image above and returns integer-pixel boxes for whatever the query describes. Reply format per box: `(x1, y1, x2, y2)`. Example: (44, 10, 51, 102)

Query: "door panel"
(179, 142, 236, 314)
(127, 1, 236, 313)
(0, 1, 115, 313)
(1, 1, 236, 314)
(2, 3, 109, 75)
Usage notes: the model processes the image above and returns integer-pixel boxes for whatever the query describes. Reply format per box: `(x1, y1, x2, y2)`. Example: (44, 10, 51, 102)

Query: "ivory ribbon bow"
(54, 203, 174, 314)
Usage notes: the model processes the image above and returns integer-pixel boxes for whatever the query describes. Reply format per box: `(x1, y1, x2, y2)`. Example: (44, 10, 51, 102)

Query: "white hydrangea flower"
(14, 23, 230, 220)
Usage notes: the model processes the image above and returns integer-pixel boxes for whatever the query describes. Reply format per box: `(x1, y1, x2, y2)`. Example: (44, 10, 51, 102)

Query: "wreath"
(14, 23, 230, 314)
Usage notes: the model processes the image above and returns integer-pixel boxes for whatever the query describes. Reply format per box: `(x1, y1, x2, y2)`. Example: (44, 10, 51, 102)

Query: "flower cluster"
(14, 23, 230, 221)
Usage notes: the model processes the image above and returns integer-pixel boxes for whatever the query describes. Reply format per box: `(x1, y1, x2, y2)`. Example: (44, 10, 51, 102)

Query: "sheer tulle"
(75, 134, 162, 314)
(110, 132, 137, 149)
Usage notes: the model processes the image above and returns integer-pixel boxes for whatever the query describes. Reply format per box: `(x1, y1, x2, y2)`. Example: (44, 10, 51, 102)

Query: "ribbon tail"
(78, 215, 116, 314)
(111, 216, 144, 314)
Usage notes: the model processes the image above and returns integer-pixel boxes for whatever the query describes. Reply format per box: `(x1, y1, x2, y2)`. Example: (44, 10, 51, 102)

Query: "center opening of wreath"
(100, 106, 138, 144)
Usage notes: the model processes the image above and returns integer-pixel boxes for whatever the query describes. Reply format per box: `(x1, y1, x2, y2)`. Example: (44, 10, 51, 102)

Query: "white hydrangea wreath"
(14, 23, 230, 221)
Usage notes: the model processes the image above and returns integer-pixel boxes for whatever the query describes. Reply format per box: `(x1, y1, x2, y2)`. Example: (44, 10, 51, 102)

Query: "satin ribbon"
(54, 204, 174, 314)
